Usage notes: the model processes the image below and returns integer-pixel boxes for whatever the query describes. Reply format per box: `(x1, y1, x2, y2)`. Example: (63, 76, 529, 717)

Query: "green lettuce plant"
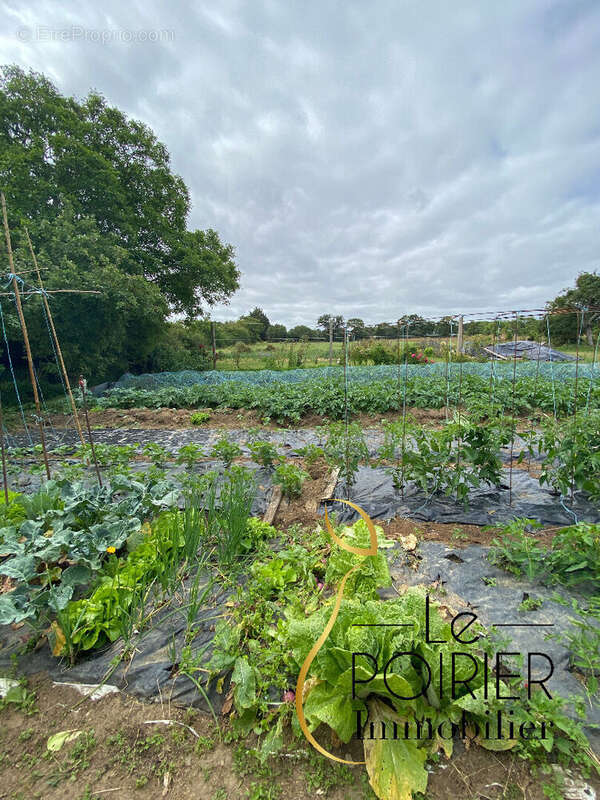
(323, 519, 393, 598)
(273, 463, 308, 498)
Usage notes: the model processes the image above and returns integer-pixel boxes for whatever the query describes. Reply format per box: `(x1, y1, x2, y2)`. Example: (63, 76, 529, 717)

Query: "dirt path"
(38, 406, 450, 433)
(1, 674, 594, 800)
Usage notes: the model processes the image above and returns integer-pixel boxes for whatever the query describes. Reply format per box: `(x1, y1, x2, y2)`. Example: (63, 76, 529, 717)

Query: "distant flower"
(106, 546, 116, 554)
(283, 690, 295, 704)
(317, 581, 324, 591)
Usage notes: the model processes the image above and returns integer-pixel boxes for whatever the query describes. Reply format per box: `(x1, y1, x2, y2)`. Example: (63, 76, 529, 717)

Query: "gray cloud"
(2, 0, 599, 327)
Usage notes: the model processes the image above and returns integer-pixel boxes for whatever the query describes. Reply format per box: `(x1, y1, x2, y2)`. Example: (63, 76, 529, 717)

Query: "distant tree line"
(0, 65, 597, 398)
(200, 271, 600, 352)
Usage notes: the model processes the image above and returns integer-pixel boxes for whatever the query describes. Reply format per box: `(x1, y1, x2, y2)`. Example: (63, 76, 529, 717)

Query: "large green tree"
(0, 65, 240, 316)
(266, 323, 286, 341)
(0, 65, 241, 389)
(346, 318, 367, 339)
(317, 314, 344, 337)
(548, 271, 600, 346)
(239, 307, 270, 341)
(1, 205, 167, 384)
(287, 325, 314, 340)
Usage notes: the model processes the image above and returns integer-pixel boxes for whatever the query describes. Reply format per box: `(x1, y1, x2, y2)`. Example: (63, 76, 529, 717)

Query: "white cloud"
(1, 0, 599, 327)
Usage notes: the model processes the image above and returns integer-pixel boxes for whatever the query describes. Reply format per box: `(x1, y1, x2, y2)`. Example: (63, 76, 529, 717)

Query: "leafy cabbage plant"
(324, 518, 393, 598)
(289, 588, 519, 800)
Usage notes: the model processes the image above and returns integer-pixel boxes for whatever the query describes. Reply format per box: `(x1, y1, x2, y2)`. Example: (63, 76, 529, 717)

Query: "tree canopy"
(548, 271, 600, 345)
(0, 65, 241, 388)
(0, 64, 240, 316)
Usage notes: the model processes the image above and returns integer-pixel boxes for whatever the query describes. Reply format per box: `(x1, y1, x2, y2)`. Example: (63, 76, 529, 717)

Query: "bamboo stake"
(79, 376, 102, 488)
(0, 193, 51, 480)
(571, 310, 582, 503)
(0, 289, 100, 296)
(24, 227, 86, 447)
(0, 393, 9, 504)
(12, 267, 50, 275)
(211, 321, 217, 370)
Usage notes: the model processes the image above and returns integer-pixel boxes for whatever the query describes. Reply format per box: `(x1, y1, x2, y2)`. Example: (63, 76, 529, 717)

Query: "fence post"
(457, 315, 464, 354)
(211, 321, 217, 370)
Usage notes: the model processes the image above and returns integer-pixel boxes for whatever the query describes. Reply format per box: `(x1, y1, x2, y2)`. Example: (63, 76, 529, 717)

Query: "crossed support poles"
(0, 192, 100, 491)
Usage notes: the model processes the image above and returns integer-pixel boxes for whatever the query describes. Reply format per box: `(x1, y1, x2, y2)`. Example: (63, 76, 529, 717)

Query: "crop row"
(97, 373, 600, 420)
(113, 361, 600, 390)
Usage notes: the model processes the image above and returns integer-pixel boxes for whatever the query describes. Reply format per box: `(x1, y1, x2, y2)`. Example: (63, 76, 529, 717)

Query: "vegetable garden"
(1, 353, 600, 798)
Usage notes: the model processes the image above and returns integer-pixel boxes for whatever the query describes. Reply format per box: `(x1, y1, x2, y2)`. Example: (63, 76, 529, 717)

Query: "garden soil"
(2, 675, 596, 800)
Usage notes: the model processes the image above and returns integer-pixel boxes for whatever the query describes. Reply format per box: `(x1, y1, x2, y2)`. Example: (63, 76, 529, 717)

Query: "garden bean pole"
(79, 376, 103, 488)
(396, 320, 405, 497)
(573, 308, 583, 421)
(488, 317, 499, 405)
(571, 308, 584, 503)
(328, 318, 333, 366)
(545, 314, 558, 419)
(444, 318, 455, 421)
(508, 312, 519, 506)
(24, 227, 86, 448)
(343, 321, 350, 499)
(443, 327, 450, 420)
(457, 315, 464, 354)
(401, 318, 410, 497)
(211, 322, 217, 370)
(456, 357, 464, 481)
(1, 193, 51, 480)
(585, 329, 600, 416)
(526, 328, 544, 476)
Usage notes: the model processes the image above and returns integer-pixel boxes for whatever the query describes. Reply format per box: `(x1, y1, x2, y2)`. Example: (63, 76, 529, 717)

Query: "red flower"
(283, 690, 295, 703)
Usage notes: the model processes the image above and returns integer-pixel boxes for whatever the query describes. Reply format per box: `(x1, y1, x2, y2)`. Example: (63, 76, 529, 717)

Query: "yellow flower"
(106, 546, 116, 554)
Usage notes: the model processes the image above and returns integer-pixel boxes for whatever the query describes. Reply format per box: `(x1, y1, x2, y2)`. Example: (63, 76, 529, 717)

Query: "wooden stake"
(457, 315, 464, 354)
(572, 310, 581, 503)
(211, 321, 217, 371)
(321, 467, 340, 501)
(263, 485, 282, 525)
(508, 313, 519, 506)
(328, 318, 333, 366)
(24, 228, 86, 448)
(1, 193, 51, 480)
(79, 376, 103, 488)
(0, 289, 100, 297)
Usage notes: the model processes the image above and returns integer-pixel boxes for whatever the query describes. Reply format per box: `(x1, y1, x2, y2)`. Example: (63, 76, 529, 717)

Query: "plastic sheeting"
(329, 465, 600, 527)
(486, 340, 575, 362)
(7, 425, 598, 527)
(0, 572, 231, 714)
(384, 540, 600, 750)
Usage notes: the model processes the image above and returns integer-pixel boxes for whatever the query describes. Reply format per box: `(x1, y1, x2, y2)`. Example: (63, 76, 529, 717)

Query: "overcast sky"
(2, 1, 599, 327)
